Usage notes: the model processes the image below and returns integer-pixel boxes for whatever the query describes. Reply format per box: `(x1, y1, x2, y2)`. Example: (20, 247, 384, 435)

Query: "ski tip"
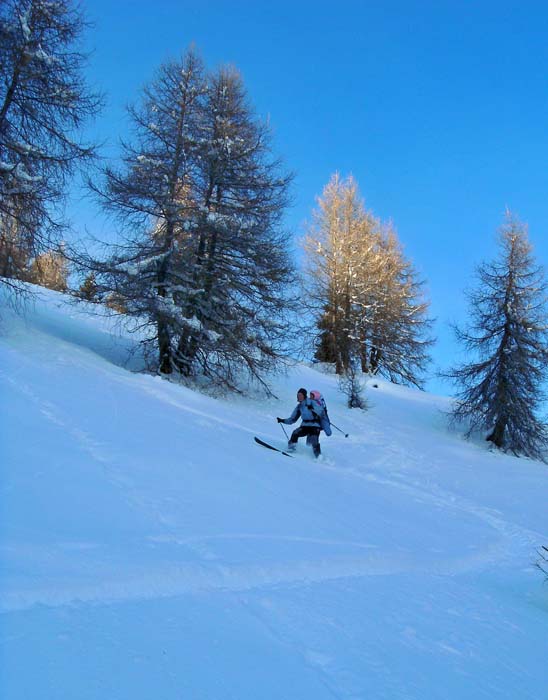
(254, 436, 294, 457)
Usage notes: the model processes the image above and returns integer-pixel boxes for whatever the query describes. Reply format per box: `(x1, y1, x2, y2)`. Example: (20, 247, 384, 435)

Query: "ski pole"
(278, 421, 289, 440)
(330, 422, 349, 438)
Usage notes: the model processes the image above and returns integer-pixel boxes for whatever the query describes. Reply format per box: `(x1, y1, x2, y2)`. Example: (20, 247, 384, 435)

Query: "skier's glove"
(277, 417, 283, 423)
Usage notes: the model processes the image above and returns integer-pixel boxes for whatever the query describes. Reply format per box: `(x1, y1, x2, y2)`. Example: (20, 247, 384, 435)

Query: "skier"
(277, 387, 324, 458)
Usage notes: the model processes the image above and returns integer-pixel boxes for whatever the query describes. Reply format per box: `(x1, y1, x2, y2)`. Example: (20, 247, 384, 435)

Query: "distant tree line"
(1, 1, 548, 461)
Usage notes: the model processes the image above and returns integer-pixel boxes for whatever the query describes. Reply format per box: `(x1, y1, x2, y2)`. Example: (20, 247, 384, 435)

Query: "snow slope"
(1, 288, 547, 700)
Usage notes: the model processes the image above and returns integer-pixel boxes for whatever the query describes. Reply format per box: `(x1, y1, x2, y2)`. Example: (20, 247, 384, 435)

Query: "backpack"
(309, 390, 332, 436)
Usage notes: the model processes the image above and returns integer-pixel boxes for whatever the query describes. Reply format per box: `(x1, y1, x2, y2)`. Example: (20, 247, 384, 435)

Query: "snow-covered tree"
(304, 174, 380, 373)
(86, 49, 207, 374)
(446, 211, 548, 461)
(304, 173, 433, 386)
(85, 50, 294, 391)
(173, 64, 294, 387)
(362, 223, 434, 387)
(0, 206, 32, 277)
(0, 0, 100, 299)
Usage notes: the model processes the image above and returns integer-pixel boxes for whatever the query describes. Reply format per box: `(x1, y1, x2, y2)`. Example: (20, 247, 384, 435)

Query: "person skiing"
(277, 387, 324, 458)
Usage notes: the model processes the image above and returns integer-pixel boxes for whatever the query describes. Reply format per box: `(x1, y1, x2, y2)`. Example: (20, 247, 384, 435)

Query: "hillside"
(1, 288, 547, 700)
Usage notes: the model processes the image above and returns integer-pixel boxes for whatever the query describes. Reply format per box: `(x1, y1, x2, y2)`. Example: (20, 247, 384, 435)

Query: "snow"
(1, 287, 547, 699)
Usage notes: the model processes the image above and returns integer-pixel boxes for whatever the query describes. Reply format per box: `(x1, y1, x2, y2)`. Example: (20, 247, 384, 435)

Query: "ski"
(254, 436, 294, 457)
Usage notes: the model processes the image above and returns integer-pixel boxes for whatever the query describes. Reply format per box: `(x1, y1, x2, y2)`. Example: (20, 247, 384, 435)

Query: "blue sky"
(75, 1, 548, 394)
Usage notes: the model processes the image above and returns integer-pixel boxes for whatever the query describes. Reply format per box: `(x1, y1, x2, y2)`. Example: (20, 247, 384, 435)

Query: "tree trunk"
(158, 320, 172, 374)
(370, 346, 382, 374)
(487, 418, 506, 448)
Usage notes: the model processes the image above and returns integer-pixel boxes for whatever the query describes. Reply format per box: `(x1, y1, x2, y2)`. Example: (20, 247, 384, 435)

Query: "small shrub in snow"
(338, 364, 368, 409)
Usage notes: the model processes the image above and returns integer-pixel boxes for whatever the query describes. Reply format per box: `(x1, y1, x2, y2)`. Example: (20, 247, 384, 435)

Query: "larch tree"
(304, 174, 349, 372)
(0, 0, 100, 300)
(446, 211, 548, 461)
(362, 223, 434, 387)
(304, 174, 379, 373)
(84, 50, 294, 391)
(86, 49, 207, 374)
(173, 65, 295, 387)
(304, 173, 433, 387)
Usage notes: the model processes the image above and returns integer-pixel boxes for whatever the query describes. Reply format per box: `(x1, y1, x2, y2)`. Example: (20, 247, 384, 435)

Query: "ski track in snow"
(0, 543, 519, 613)
(1, 316, 545, 615)
(1, 369, 543, 613)
(317, 449, 545, 562)
(1, 370, 114, 467)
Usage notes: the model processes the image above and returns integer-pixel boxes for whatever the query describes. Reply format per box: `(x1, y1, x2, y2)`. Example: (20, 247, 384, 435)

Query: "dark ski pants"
(289, 426, 321, 457)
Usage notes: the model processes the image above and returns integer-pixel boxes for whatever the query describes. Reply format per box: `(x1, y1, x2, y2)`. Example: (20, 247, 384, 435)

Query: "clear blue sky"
(75, 0, 548, 394)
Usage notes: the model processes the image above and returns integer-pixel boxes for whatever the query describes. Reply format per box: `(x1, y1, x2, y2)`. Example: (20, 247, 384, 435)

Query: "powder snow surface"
(1, 288, 547, 699)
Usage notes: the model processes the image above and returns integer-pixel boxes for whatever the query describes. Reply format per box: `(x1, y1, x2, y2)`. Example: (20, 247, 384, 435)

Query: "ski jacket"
(281, 399, 325, 428)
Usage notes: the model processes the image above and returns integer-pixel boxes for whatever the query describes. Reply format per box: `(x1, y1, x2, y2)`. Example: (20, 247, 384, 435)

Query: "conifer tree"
(362, 224, 434, 386)
(174, 65, 294, 385)
(304, 174, 379, 373)
(446, 211, 548, 461)
(87, 49, 207, 374)
(85, 50, 294, 390)
(304, 173, 433, 386)
(0, 0, 100, 299)
(0, 207, 31, 278)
